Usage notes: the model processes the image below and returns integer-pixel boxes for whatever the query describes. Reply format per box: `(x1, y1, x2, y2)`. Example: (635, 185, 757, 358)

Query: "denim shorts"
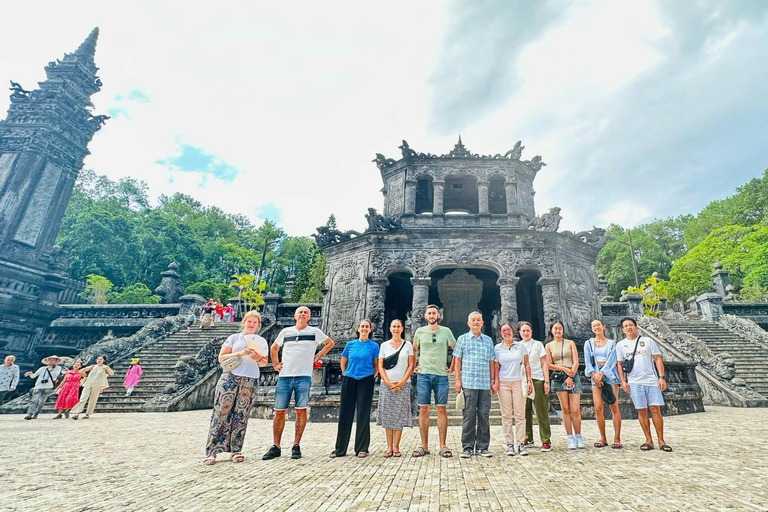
(416, 374, 449, 407)
(275, 376, 311, 410)
(591, 374, 620, 387)
(629, 383, 665, 409)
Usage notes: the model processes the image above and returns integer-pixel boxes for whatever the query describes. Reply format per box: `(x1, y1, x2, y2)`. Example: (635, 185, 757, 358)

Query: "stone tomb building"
(318, 139, 607, 344)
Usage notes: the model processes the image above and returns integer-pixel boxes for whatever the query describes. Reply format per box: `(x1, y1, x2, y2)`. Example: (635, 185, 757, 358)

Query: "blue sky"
(2, 1, 767, 235)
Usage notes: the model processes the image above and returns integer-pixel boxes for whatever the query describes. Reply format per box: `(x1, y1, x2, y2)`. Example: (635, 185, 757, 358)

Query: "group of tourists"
(199, 300, 234, 330)
(202, 305, 673, 465)
(1, 354, 143, 419)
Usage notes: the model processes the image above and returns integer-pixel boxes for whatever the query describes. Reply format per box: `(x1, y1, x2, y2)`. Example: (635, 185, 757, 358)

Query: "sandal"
(230, 453, 244, 463)
(640, 443, 654, 451)
(439, 446, 453, 458)
(393, 451, 401, 457)
(383, 450, 393, 458)
(594, 440, 608, 448)
(412, 447, 430, 458)
(203, 455, 216, 466)
(611, 442, 623, 449)
(357, 452, 368, 458)
(329, 451, 345, 458)
(660, 444, 673, 452)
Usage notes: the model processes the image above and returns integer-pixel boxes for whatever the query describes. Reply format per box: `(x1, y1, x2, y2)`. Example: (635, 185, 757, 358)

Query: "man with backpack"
(616, 317, 673, 452)
(23, 355, 63, 420)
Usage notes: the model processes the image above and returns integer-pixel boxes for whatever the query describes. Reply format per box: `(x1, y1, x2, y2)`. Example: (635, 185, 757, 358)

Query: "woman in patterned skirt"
(203, 310, 269, 465)
(52, 359, 85, 419)
(376, 319, 415, 457)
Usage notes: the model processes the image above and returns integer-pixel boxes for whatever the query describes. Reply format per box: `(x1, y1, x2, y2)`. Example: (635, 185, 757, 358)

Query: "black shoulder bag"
(591, 339, 616, 405)
(382, 342, 406, 371)
(549, 342, 567, 383)
(621, 338, 641, 375)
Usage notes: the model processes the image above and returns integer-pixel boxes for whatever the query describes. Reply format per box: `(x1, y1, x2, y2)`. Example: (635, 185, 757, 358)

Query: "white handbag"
(455, 389, 465, 410)
(521, 361, 535, 400)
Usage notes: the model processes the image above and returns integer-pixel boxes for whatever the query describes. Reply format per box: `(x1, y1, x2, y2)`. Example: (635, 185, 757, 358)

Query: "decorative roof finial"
(74, 27, 99, 61)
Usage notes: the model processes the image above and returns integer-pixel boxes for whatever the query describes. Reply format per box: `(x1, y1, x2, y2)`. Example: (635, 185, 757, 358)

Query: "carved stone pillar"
(620, 292, 643, 318)
(711, 262, 730, 297)
(497, 277, 520, 327)
(696, 293, 724, 323)
(504, 181, 518, 216)
(410, 277, 431, 331)
(433, 181, 445, 215)
(537, 276, 562, 329)
(404, 179, 417, 215)
(366, 276, 388, 340)
(477, 180, 489, 215)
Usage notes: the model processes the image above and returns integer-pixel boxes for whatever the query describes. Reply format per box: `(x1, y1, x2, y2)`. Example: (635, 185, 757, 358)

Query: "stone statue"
(399, 140, 418, 159)
(153, 262, 184, 303)
(523, 155, 546, 172)
(88, 114, 110, 130)
(365, 207, 402, 232)
(372, 153, 396, 170)
(522, 207, 561, 232)
(573, 227, 608, 248)
(9, 80, 30, 99)
(313, 225, 361, 247)
(504, 141, 524, 160)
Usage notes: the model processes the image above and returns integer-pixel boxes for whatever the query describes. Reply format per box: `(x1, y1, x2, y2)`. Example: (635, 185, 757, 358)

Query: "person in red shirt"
(214, 302, 224, 323)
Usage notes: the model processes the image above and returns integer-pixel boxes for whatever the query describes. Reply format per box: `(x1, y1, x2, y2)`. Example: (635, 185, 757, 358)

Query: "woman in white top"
(71, 355, 114, 420)
(376, 319, 415, 458)
(519, 321, 553, 452)
(204, 310, 269, 465)
(494, 323, 533, 456)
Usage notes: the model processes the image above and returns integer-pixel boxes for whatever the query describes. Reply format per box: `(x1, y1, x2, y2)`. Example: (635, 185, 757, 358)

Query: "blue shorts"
(275, 376, 311, 410)
(629, 383, 665, 409)
(416, 374, 449, 407)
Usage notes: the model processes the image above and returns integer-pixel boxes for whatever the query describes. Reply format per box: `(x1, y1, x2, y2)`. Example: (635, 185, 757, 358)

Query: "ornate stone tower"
(318, 139, 607, 344)
(0, 28, 107, 357)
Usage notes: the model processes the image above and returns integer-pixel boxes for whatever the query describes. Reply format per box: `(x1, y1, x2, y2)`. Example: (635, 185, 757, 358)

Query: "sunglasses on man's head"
(432, 333, 437, 343)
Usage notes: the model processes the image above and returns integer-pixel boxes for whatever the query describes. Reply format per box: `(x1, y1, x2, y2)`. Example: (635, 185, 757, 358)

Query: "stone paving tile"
(1, 406, 767, 511)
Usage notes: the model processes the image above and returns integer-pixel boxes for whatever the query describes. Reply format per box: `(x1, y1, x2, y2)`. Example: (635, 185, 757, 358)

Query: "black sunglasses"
(431, 333, 437, 343)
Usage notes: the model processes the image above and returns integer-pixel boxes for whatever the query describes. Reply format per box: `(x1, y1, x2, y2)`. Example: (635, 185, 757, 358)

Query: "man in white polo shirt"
(263, 306, 334, 460)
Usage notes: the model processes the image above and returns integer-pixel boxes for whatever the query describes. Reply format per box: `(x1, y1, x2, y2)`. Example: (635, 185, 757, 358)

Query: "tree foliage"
(109, 283, 160, 304)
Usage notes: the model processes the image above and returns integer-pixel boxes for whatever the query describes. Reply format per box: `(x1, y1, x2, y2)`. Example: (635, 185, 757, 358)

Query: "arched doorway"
(385, 271, 413, 338)
(516, 270, 545, 341)
(427, 268, 501, 340)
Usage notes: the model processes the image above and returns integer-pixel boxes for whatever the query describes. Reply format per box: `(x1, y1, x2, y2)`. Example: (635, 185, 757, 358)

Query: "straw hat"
(41, 355, 62, 364)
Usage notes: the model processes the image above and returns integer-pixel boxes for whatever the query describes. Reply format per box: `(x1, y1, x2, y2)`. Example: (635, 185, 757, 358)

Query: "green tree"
(109, 283, 160, 304)
(300, 251, 326, 303)
(81, 274, 113, 304)
(185, 280, 234, 302)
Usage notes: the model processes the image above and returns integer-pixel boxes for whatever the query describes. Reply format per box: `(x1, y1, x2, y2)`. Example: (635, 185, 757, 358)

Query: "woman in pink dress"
(123, 358, 143, 396)
(53, 359, 85, 419)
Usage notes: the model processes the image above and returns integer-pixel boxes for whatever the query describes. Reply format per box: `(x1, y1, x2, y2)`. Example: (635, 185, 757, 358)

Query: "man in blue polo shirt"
(454, 311, 497, 458)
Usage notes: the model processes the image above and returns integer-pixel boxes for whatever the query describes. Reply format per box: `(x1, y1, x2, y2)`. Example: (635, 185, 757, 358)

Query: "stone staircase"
(666, 320, 768, 398)
(44, 323, 242, 414)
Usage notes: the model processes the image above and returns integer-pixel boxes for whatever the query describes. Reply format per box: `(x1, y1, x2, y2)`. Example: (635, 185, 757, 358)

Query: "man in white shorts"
(263, 306, 334, 460)
(616, 317, 673, 453)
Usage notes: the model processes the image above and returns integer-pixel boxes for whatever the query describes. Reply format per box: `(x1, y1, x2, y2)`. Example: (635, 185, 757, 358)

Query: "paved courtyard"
(1, 406, 766, 511)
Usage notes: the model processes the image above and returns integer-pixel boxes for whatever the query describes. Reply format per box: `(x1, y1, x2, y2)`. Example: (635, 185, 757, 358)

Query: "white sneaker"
(518, 443, 528, 456)
(506, 444, 516, 456)
(575, 434, 585, 449)
(566, 435, 577, 450)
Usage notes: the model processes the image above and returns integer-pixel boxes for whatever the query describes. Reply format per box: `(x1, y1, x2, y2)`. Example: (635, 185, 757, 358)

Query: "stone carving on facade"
(563, 227, 609, 249)
(312, 225, 361, 248)
(365, 208, 402, 232)
(9, 80, 30, 99)
(325, 255, 367, 341)
(521, 207, 562, 232)
(365, 276, 388, 338)
(373, 153, 396, 170)
(538, 278, 561, 329)
(561, 259, 599, 338)
(718, 314, 768, 350)
(387, 174, 405, 216)
(372, 138, 545, 165)
(523, 155, 546, 172)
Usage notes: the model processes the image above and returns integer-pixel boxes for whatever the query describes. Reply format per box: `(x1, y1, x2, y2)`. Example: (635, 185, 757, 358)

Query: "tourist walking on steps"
(263, 306, 334, 461)
(519, 321, 552, 452)
(377, 319, 415, 458)
(616, 317, 673, 452)
(223, 303, 233, 323)
(71, 356, 114, 420)
(123, 358, 143, 396)
(214, 302, 224, 323)
(330, 319, 380, 458)
(53, 359, 86, 419)
(24, 355, 63, 420)
(454, 311, 498, 458)
(0, 355, 20, 405)
(185, 311, 196, 334)
(200, 301, 214, 330)
(495, 323, 533, 456)
(203, 310, 268, 465)
(584, 318, 622, 449)
(412, 304, 456, 459)
(546, 321, 584, 450)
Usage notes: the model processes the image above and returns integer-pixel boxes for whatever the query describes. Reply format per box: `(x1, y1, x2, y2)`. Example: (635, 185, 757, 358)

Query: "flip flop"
(230, 453, 244, 463)
(329, 451, 345, 458)
(611, 442, 623, 449)
(412, 447, 430, 457)
(383, 450, 393, 458)
(594, 440, 608, 448)
(640, 443, 654, 451)
(357, 452, 368, 458)
(660, 444, 673, 452)
(439, 446, 453, 458)
(393, 451, 401, 457)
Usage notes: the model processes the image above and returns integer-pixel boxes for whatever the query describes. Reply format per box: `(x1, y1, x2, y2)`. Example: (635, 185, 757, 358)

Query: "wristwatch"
(659, 375, 667, 380)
